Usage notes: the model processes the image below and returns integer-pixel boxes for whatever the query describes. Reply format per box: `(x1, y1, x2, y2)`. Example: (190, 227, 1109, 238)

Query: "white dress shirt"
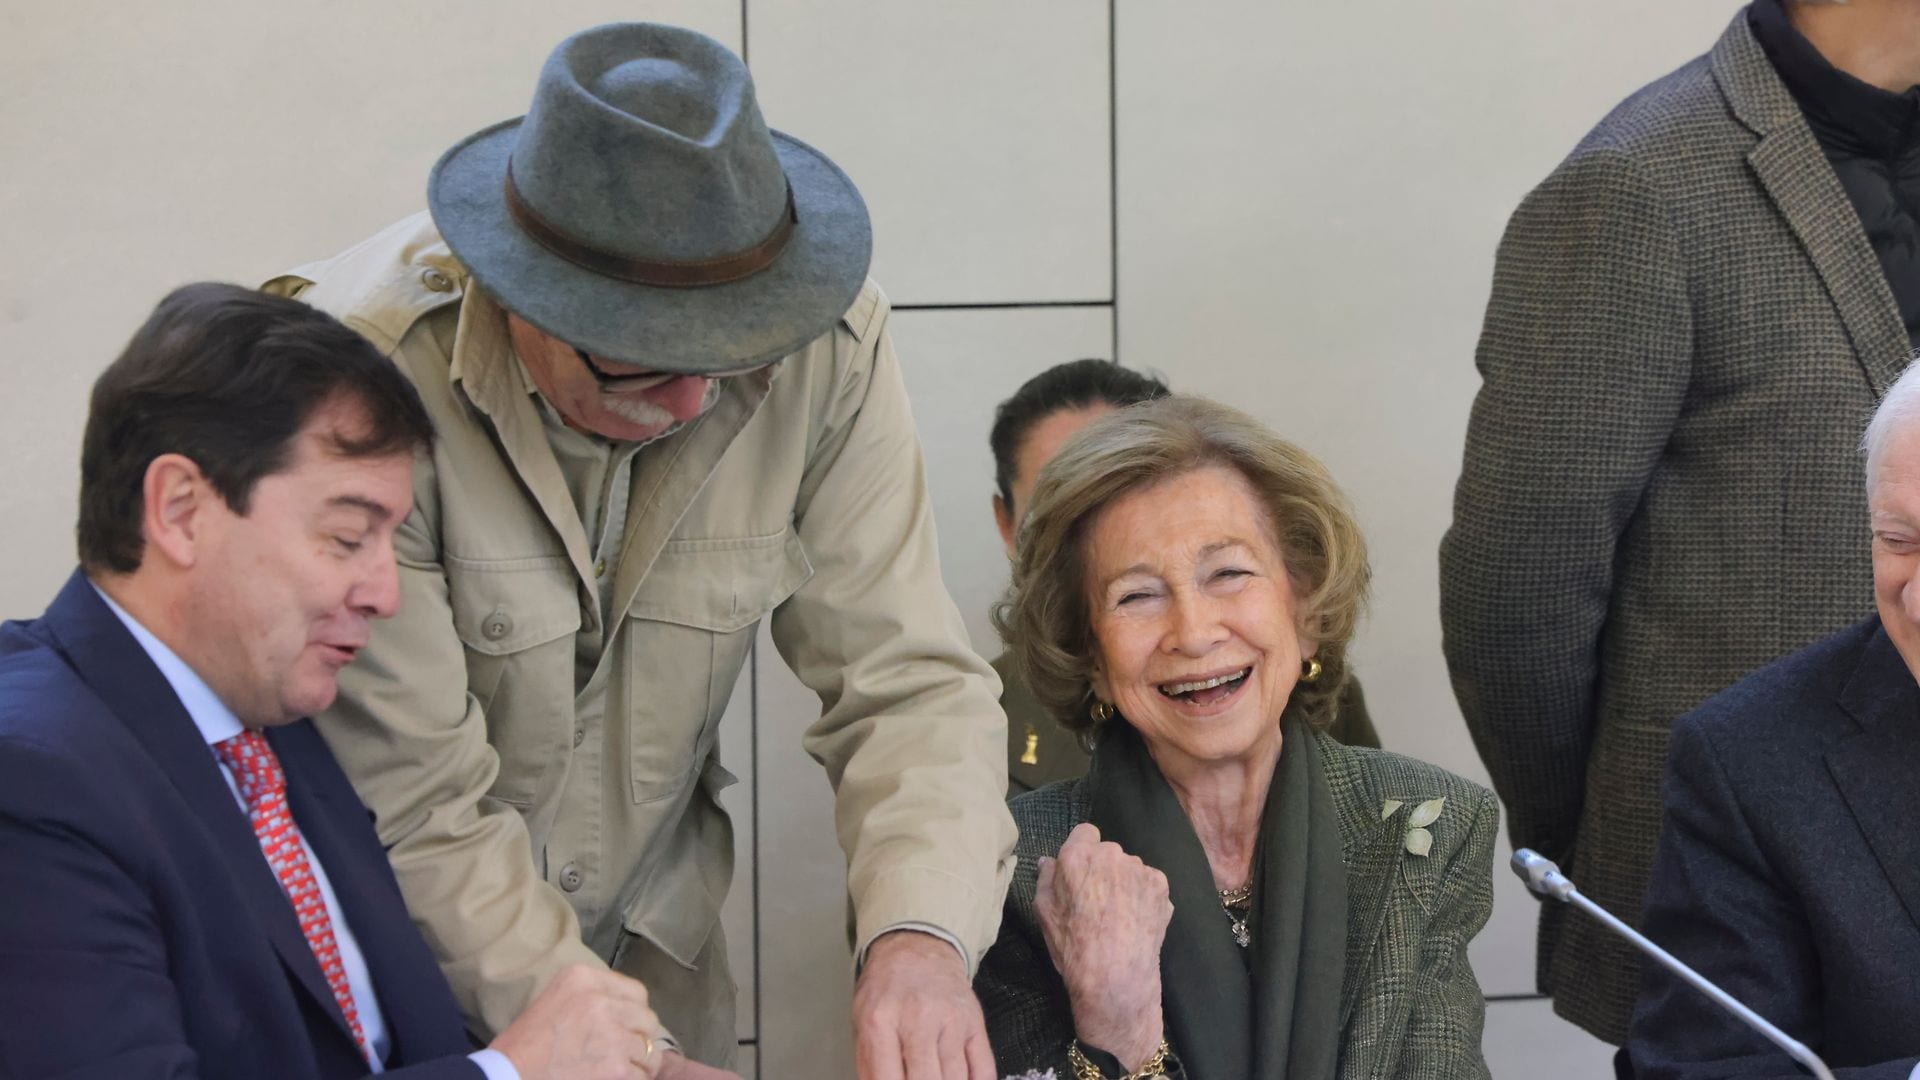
(95, 587, 517, 1080)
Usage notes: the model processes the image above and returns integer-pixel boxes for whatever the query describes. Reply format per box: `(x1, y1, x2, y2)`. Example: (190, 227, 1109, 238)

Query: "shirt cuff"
(1909, 1061, 1920, 1080)
(468, 1048, 521, 1080)
(855, 921, 970, 974)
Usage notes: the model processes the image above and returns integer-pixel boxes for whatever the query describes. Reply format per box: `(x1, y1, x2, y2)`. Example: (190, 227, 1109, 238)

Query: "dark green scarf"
(1086, 716, 1347, 1080)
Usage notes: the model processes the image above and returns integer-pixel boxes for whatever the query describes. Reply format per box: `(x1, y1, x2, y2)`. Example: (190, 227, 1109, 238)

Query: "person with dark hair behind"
(989, 360, 1380, 794)
(0, 283, 675, 1079)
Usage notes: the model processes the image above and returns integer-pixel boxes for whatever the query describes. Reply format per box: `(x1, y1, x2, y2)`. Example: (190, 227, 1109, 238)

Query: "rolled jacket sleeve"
(770, 309, 1018, 970)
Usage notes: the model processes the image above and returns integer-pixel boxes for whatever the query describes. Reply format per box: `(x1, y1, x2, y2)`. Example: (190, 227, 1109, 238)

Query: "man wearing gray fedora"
(265, 22, 1015, 1079)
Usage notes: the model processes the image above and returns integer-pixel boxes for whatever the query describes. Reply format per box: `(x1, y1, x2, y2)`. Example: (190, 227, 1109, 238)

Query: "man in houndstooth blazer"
(1440, 8, 1910, 1045)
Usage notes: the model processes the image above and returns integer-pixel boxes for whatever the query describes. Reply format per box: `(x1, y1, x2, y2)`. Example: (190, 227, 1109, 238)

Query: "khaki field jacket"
(265, 214, 1016, 1048)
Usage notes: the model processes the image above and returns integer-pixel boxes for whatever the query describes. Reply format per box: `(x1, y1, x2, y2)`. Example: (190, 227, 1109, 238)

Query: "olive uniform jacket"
(1439, 12, 1907, 1043)
(980, 731, 1498, 1080)
(265, 214, 1017, 1060)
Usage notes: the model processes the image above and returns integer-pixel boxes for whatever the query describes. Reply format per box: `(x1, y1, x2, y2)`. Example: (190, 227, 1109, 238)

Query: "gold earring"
(1301, 658, 1322, 683)
(1090, 700, 1115, 723)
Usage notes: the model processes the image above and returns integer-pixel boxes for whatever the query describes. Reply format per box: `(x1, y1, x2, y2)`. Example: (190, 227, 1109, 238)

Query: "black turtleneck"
(1750, 0, 1920, 346)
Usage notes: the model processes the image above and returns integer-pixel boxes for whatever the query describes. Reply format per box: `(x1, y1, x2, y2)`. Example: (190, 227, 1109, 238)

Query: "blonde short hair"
(993, 396, 1370, 737)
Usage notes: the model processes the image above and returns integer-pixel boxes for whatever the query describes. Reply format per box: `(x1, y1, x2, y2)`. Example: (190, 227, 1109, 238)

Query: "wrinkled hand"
(655, 1051, 742, 1080)
(853, 929, 995, 1080)
(489, 964, 664, 1080)
(1034, 823, 1170, 1070)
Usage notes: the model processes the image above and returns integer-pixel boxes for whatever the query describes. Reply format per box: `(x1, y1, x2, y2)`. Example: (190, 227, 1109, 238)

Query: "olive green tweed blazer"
(976, 732, 1498, 1080)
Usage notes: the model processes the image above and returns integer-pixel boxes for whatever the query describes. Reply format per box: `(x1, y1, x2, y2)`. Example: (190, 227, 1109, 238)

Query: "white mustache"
(600, 379, 722, 431)
(602, 394, 676, 427)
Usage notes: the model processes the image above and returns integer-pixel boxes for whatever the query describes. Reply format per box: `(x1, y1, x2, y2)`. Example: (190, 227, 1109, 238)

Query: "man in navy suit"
(0, 283, 686, 1079)
(1623, 357, 1920, 1078)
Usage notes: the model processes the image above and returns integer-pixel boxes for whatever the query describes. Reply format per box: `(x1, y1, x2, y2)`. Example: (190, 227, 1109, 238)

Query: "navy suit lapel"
(38, 572, 359, 1051)
(1828, 624, 1920, 932)
(275, 722, 470, 1066)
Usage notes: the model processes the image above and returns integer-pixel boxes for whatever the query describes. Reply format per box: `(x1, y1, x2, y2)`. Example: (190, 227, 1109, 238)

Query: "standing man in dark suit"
(1623, 360, 1920, 1078)
(0, 283, 704, 1079)
(1441, 0, 1920, 1043)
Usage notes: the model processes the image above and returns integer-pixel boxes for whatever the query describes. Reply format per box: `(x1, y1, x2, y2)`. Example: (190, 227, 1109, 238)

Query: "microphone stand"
(1509, 848, 1837, 1080)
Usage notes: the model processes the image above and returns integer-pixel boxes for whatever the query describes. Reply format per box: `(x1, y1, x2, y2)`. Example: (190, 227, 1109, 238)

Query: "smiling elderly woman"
(974, 397, 1497, 1080)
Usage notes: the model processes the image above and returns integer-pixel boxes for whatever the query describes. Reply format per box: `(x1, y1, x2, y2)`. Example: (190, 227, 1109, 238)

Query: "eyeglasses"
(571, 347, 768, 391)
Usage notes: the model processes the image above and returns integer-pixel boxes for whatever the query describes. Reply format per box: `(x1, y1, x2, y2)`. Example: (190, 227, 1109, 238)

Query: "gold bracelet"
(1068, 1038, 1170, 1080)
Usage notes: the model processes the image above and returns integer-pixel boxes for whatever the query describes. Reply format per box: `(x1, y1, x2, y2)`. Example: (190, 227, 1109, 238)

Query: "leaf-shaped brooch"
(1382, 797, 1446, 857)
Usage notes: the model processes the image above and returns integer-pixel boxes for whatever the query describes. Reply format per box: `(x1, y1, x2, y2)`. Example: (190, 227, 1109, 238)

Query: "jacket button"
(559, 863, 584, 892)
(482, 610, 513, 641)
(573, 727, 586, 748)
(421, 267, 454, 293)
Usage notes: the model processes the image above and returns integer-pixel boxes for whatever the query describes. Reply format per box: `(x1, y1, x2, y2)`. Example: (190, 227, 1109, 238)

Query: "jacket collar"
(1711, 9, 1909, 395)
(36, 570, 364, 1049)
(448, 287, 599, 590)
(1828, 618, 1920, 931)
(446, 286, 777, 625)
(1748, 0, 1920, 162)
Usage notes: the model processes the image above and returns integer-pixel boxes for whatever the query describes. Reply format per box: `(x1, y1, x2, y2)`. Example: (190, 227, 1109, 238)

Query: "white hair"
(1861, 355, 1920, 493)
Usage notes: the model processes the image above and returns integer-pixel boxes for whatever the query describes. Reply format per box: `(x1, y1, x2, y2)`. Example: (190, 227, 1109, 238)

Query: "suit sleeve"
(1395, 784, 1497, 1080)
(1439, 145, 1692, 862)
(974, 883, 1079, 1076)
(0, 739, 198, 1079)
(313, 493, 602, 1039)
(1624, 718, 1919, 1080)
(768, 300, 1018, 970)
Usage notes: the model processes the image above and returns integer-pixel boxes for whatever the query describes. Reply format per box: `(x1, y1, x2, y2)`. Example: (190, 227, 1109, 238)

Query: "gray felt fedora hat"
(428, 23, 871, 374)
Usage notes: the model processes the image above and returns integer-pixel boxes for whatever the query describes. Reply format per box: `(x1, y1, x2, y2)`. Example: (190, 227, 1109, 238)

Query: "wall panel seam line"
(892, 300, 1114, 312)
(1108, 0, 1120, 362)
(749, 638, 762, 1075)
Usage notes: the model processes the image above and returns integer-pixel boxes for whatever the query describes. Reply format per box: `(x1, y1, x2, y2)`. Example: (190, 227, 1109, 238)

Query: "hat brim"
(428, 117, 872, 373)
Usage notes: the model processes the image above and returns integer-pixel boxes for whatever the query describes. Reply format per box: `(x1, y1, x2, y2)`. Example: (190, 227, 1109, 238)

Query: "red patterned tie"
(213, 730, 372, 1063)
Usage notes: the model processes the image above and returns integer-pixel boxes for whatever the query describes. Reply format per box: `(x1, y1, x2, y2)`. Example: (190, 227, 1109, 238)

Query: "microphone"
(1509, 848, 1836, 1080)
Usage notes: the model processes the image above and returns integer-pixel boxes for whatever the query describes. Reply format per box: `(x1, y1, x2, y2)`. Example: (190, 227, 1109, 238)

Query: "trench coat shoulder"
(260, 211, 466, 355)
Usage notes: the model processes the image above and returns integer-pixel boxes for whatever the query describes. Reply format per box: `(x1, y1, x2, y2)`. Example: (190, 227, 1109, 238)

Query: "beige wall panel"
(745, 1, 1112, 305)
(715, 656, 758, 1043)
(0, 0, 738, 614)
(750, 306, 1112, 1078)
(1114, 0, 1743, 999)
(751, 620, 856, 1079)
(890, 306, 1116, 657)
(1483, 996, 1617, 1076)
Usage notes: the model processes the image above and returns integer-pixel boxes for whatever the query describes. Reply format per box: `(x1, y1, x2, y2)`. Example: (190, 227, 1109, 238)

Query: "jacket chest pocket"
(624, 528, 812, 804)
(447, 554, 583, 807)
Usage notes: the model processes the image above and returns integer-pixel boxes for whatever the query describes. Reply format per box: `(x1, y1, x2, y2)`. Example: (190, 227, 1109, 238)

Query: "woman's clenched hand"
(1034, 822, 1172, 1070)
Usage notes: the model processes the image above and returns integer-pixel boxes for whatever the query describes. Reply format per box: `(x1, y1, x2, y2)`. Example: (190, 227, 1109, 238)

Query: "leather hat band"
(504, 163, 798, 289)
